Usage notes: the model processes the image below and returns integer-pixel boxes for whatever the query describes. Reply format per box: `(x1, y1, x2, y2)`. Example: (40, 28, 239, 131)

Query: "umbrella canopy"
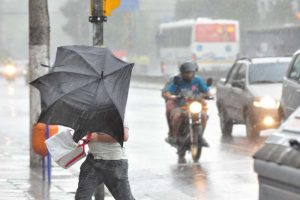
(30, 45, 134, 146)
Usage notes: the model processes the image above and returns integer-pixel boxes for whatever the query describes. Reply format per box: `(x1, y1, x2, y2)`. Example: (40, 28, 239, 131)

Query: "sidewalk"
(0, 138, 73, 199)
(0, 76, 162, 200)
(0, 78, 121, 200)
(130, 75, 165, 90)
(0, 132, 88, 200)
(0, 145, 116, 200)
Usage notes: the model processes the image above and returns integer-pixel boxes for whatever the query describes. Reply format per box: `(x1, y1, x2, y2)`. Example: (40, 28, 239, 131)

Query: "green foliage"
(104, 12, 131, 49)
(0, 4, 9, 63)
(61, 0, 90, 44)
(175, 0, 300, 30)
(263, 0, 299, 27)
(175, 0, 258, 31)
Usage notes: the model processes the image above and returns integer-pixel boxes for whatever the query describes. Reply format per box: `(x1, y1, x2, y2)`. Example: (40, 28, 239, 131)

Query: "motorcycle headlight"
(189, 102, 202, 114)
(4, 65, 17, 76)
(253, 97, 279, 109)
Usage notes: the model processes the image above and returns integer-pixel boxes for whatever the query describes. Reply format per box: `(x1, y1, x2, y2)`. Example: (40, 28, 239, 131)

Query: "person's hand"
(176, 94, 185, 100)
(170, 95, 179, 101)
(89, 132, 118, 143)
(89, 132, 99, 142)
(204, 95, 214, 100)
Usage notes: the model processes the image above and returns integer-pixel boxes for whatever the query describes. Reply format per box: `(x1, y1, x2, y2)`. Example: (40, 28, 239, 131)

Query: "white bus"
(158, 18, 240, 75)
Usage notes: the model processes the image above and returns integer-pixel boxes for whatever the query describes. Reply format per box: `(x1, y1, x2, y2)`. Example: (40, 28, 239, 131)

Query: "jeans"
(75, 154, 135, 200)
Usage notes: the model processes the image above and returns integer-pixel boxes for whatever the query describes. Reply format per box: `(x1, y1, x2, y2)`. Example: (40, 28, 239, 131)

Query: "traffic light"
(103, 0, 120, 16)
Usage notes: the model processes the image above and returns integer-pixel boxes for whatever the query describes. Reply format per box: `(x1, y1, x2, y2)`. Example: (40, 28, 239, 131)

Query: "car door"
(232, 64, 248, 121)
(222, 63, 242, 120)
(230, 64, 248, 122)
(282, 54, 300, 118)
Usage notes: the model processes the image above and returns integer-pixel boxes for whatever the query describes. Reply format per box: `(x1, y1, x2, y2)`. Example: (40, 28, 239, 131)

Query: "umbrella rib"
(101, 64, 133, 124)
(101, 63, 134, 79)
(31, 71, 98, 84)
(102, 84, 124, 142)
(50, 70, 99, 78)
(42, 77, 100, 111)
(102, 67, 132, 122)
(72, 49, 132, 76)
(66, 48, 102, 77)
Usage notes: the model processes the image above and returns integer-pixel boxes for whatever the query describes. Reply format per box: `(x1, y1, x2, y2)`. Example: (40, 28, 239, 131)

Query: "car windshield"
(249, 62, 290, 84)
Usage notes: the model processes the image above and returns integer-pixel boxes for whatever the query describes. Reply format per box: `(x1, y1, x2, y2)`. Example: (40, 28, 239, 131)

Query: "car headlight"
(253, 97, 279, 109)
(189, 102, 202, 114)
(4, 65, 17, 76)
(263, 116, 275, 126)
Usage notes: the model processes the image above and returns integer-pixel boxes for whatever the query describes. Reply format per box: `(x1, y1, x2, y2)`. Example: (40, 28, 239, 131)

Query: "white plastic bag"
(45, 129, 91, 169)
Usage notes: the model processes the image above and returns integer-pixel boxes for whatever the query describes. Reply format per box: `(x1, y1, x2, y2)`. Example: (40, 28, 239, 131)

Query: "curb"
(130, 75, 165, 90)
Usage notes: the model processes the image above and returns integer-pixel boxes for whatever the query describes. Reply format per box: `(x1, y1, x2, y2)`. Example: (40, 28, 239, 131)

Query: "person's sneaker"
(165, 137, 170, 144)
(178, 155, 186, 164)
(165, 136, 177, 145)
(202, 138, 210, 148)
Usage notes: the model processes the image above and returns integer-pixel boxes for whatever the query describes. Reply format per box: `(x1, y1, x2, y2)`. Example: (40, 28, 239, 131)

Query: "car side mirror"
(219, 78, 226, 84)
(232, 80, 245, 89)
(206, 78, 213, 87)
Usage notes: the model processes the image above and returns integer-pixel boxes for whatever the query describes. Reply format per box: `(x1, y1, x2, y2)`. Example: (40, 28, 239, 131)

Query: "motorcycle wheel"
(191, 144, 202, 162)
(190, 125, 202, 162)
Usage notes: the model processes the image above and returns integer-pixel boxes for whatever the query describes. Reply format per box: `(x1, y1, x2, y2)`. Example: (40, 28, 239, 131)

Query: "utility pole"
(90, 2, 105, 199)
(29, 0, 50, 167)
(89, 1, 121, 198)
(90, 0, 106, 46)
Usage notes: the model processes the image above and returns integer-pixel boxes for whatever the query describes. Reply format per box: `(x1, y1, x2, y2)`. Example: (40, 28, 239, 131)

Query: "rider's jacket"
(166, 75, 209, 107)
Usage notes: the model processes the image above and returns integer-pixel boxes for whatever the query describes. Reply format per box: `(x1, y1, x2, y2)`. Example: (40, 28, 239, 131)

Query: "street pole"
(90, 1, 105, 199)
(90, 0, 106, 46)
(29, 0, 50, 167)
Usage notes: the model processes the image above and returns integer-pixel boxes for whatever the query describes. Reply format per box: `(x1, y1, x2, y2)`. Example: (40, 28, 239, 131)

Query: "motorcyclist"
(162, 61, 212, 161)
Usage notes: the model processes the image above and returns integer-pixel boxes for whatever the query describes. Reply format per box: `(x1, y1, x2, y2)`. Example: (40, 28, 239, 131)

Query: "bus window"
(195, 24, 236, 43)
(160, 26, 192, 48)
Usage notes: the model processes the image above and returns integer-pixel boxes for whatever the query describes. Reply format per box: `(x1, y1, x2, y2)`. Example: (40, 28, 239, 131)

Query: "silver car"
(281, 50, 300, 119)
(217, 57, 291, 138)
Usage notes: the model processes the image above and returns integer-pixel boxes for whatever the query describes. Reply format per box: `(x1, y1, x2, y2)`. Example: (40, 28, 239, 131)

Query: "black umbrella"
(30, 45, 134, 146)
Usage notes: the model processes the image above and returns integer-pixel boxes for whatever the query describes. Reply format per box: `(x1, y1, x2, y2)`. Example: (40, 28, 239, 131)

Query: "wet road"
(126, 84, 269, 200)
(0, 78, 271, 199)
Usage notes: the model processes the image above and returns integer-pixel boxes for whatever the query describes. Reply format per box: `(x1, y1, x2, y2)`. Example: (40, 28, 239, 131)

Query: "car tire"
(245, 112, 260, 139)
(218, 105, 233, 137)
(278, 106, 286, 122)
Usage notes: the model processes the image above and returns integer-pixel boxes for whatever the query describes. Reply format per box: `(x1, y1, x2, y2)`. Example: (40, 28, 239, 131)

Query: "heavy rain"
(1, 0, 300, 200)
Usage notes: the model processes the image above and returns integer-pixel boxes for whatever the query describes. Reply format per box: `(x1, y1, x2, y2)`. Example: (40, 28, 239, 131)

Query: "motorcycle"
(166, 79, 213, 162)
(2, 62, 17, 82)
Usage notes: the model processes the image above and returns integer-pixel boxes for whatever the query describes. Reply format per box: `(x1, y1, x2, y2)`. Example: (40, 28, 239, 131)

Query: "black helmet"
(180, 61, 197, 73)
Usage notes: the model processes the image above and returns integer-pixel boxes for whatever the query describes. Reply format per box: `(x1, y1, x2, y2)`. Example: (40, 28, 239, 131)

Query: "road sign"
(103, 0, 121, 16)
(117, 0, 139, 12)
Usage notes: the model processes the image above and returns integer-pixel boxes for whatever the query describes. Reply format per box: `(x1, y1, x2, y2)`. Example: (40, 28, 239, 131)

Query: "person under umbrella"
(75, 117, 135, 200)
(30, 45, 135, 200)
(30, 45, 133, 146)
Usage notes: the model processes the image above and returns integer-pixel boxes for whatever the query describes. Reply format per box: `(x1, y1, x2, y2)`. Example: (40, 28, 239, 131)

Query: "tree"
(263, 0, 299, 27)
(0, 4, 8, 62)
(175, 0, 214, 20)
(29, 0, 50, 167)
(61, 0, 90, 44)
(175, 0, 259, 31)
